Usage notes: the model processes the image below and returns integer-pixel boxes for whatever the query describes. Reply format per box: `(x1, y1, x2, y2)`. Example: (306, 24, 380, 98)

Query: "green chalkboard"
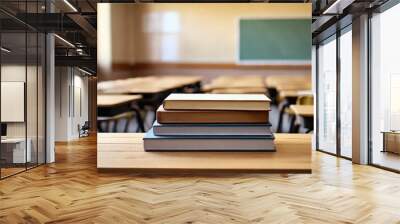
(239, 19, 311, 62)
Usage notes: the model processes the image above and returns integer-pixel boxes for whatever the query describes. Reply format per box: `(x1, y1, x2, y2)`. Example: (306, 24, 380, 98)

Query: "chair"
(78, 121, 90, 138)
(288, 95, 314, 133)
(98, 111, 142, 133)
(296, 95, 314, 105)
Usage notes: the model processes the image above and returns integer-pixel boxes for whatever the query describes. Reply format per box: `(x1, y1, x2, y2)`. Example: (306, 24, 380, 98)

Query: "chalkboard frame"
(236, 17, 312, 65)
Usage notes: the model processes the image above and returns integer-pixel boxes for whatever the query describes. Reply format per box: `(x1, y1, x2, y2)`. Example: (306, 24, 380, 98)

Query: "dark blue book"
(153, 121, 272, 136)
(144, 128, 275, 151)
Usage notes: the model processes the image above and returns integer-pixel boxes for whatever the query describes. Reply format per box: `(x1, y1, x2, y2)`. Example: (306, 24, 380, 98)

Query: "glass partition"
(1, 30, 28, 177)
(339, 28, 352, 158)
(0, 5, 46, 179)
(370, 3, 400, 171)
(317, 36, 337, 154)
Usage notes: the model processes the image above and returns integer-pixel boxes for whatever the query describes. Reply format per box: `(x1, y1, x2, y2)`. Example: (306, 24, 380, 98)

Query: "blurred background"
(97, 3, 313, 134)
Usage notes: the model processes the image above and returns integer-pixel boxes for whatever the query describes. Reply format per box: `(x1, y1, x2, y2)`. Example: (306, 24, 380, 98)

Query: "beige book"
(163, 93, 270, 111)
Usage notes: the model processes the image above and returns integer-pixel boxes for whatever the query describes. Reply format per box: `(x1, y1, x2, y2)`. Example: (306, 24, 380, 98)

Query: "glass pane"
(371, 4, 400, 171)
(340, 29, 352, 158)
(317, 37, 337, 154)
(1, 31, 28, 177)
(27, 31, 38, 169)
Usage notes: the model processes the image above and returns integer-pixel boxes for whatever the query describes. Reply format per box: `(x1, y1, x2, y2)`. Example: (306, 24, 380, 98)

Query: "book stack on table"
(143, 93, 275, 151)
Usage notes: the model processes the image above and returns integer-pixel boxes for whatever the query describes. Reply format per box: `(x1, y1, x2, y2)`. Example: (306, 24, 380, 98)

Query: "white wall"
(55, 67, 89, 141)
(1, 65, 36, 138)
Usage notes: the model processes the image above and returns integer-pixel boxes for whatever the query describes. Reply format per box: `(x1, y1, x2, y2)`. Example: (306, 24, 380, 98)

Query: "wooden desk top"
(289, 105, 314, 117)
(97, 94, 142, 107)
(99, 76, 203, 94)
(265, 75, 311, 91)
(210, 87, 267, 94)
(203, 75, 266, 92)
(279, 90, 313, 98)
(97, 133, 312, 172)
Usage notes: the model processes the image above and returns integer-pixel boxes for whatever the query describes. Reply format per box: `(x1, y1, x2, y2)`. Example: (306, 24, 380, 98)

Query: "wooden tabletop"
(265, 75, 311, 91)
(289, 105, 314, 117)
(210, 87, 267, 94)
(97, 94, 142, 107)
(97, 133, 312, 172)
(99, 76, 203, 94)
(203, 75, 266, 92)
(279, 90, 313, 98)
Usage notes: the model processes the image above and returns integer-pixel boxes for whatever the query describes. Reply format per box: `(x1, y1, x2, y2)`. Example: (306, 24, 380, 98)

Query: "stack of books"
(143, 93, 275, 151)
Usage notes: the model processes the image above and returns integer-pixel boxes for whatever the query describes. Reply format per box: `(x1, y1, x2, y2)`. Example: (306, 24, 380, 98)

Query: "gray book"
(144, 128, 275, 151)
(153, 121, 272, 136)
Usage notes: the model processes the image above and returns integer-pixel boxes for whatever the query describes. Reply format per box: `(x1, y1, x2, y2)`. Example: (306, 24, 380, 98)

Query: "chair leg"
(105, 121, 110, 133)
(133, 108, 145, 132)
(124, 118, 131, 133)
(289, 115, 297, 133)
(112, 120, 118, 133)
(277, 102, 290, 133)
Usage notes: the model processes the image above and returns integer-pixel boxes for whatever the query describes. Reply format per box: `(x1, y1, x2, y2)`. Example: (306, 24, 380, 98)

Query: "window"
(370, 3, 400, 171)
(316, 26, 353, 158)
(339, 28, 352, 158)
(317, 36, 337, 154)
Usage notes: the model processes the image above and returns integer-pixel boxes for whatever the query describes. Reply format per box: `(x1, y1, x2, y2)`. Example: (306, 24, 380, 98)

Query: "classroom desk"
(279, 90, 313, 99)
(202, 75, 266, 93)
(265, 75, 311, 106)
(97, 133, 311, 173)
(289, 105, 314, 117)
(210, 87, 267, 94)
(97, 94, 142, 108)
(100, 76, 202, 95)
(98, 76, 203, 130)
(276, 90, 312, 133)
(288, 105, 314, 133)
(265, 75, 311, 90)
(97, 94, 144, 132)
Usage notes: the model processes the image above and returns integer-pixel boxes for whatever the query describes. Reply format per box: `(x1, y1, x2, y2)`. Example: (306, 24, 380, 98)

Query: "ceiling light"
(78, 67, 94, 76)
(63, 0, 78, 12)
(54, 34, 75, 48)
(323, 0, 354, 15)
(1, 47, 11, 53)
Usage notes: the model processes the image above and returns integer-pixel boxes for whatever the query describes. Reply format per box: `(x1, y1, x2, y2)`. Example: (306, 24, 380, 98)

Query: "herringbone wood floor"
(1, 135, 400, 224)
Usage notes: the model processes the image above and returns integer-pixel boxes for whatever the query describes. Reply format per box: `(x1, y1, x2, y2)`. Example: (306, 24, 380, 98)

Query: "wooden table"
(98, 76, 203, 130)
(288, 105, 314, 133)
(279, 90, 313, 99)
(382, 131, 400, 154)
(210, 87, 267, 94)
(97, 94, 142, 108)
(203, 75, 266, 94)
(289, 105, 314, 117)
(266, 75, 312, 133)
(99, 76, 203, 95)
(265, 74, 311, 90)
(265, 74, 311, 105)
(97, 133, 312, 173)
